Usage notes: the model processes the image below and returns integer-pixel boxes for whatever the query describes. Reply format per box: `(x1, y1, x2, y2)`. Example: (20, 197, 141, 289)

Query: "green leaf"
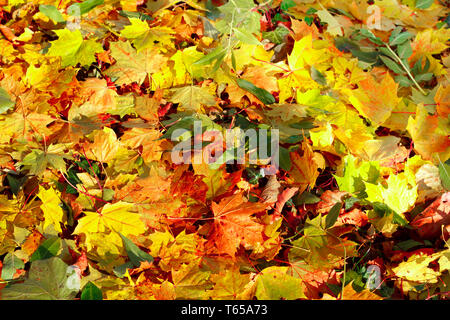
(310, 66, 327, 85)
(279, 146, 292, 171)
(389, 30, 413, 46)
(438, 158, 450, 191)
(358, 29, 384, 46)
(397, 41, 413, 59)
(344, 270, 365, 292)
(236, 78, 276, 105)
(1, 257, 80, 300)
(415, 72, 433, 82)
(263, 26, 289, 45)
(395, 75, 414, 87)
(335, 37, 360, 53)
(1, 252, 25, 281)
(38, 5, 65, 23)
(344, 197, 359, 210)
(67, 0, 104, 16)
(6, 174, 27, 195)
(394, 239, 423, 251)
(119, 10, 153, 21)
(0, 88, 15, 114)
(81, 281, 103, 300)
(245, 167, 264, 184)
(231, 49, 237, 70)
(350, 49, 379, 64)
(379, 46, 398, 60)
(295, 191, 321, 205)
(379, 55, 405, 74)
(281, 0, 296, 11)
(30, 237, 62, 262)
(415, 0, 434, 9)
(113, 261, 134, 278)
(412, 56, 423, 75)
(325, 202, 342, 229)
(119, 233, 153, 267)
(193, 46, 227, 66)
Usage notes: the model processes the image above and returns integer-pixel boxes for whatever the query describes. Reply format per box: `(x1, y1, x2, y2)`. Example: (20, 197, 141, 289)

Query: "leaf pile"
(0, 0, 449, 300)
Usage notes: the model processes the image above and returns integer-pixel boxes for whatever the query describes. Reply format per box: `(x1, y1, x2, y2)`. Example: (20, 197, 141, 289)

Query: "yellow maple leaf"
(406, 103, 450, 163)
(74, 201, 145, 239)
(37, 186, 65, 233)
(347, 73, 401, 127)
(208, 267, 254, 300)
(84, 127, 120, 164)
(393, 253, 441, 283)
(287, 141, 320, 194)
(339, 283, 382, 300)
(120, 127, 163, 163)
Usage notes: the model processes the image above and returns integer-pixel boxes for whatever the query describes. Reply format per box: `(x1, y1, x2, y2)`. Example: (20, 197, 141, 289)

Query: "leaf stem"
(385, 44, 426, 95)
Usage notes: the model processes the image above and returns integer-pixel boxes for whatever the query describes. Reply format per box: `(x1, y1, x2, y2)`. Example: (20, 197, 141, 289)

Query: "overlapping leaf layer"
(0, 0, 449, 300)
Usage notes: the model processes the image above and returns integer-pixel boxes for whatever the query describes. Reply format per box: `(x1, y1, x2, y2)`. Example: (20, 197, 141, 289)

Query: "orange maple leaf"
(208, 193, 268, 258)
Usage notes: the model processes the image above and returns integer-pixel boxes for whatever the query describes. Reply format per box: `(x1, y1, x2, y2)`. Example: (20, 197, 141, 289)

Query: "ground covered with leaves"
(0, 0, 449, 300)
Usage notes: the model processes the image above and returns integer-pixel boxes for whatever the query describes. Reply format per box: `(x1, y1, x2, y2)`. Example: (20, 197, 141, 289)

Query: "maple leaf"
(334, 154, 380, 195)
(435, 84, 450, 118)
(0, 87, 15, 114)
(170, 46, 207, 84)
(107, 41, 167, 86)
(76, 78, 118, 117)
(84, 127, 120, 164)
(286, 141, 320, 194)
(208, 193, 267, 258)
(208, 267, 254, 300)
(406, 103, 450, 163)
(136, 279, 176, 300)
(347, 73, 401, 127)
(47, 29, 103, 68)
(157, 231, 205, 272)
(324, 102, 374, 155)
(21, 144, 72, 176)
(289, 214, 358, 270)
(3, 0, 450, 302)
(316, 9, 344, 37)
(365, 173, 417, 220)
(120, 18, 175, 52)
(193, 163, 241, 201)
(255, 266, 306, 300)
(171, 263, 212, 299)
(393, 252, 442, 283)
(0, 257, 80, 300)
(120, 127, 163, 163)
(0, 112, 55, 142)
(170, 85, 217, 113)
(337, 283, 382, 300)
(411, 192, 450, 239)
(134, 94, 161, 124)
(37, 186, 65, 234)
(74, 201, 145, 240)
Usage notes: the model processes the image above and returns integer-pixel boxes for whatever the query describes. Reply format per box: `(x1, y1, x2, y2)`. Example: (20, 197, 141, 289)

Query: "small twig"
(385, 44, 426, 95)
